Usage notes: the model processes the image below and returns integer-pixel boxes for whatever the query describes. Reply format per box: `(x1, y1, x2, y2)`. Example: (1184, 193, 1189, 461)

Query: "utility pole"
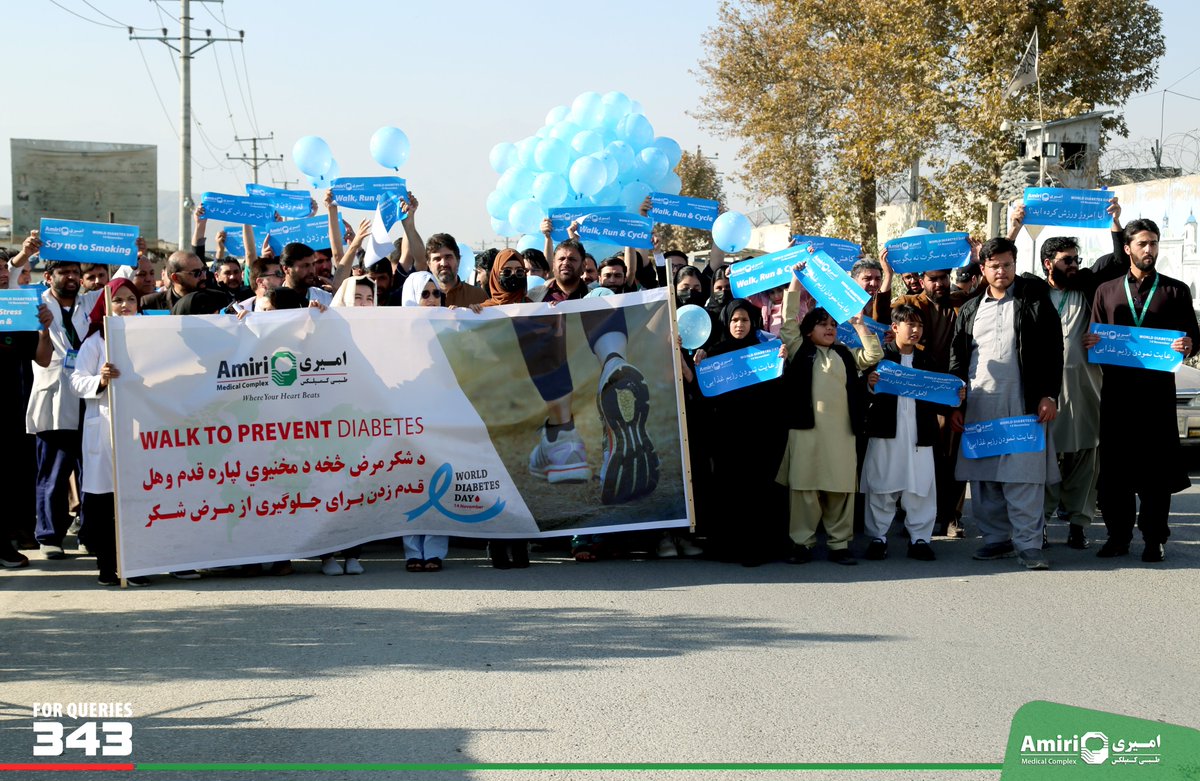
(273, 178, 301, 190)
(227, 132, 283, 184)
(130, 0, 244, 249)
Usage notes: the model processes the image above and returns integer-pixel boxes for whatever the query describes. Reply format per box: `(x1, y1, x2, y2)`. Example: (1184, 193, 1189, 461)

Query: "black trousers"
(1098, 484, 1171, 545)
(80, 492, 117, 577)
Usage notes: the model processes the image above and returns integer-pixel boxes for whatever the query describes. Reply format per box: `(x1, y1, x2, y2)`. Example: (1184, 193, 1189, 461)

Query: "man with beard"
(1087, 219, 1199, 562)
(79, 264, 110, 292)
(894, 267, 973, 537)
(519, 238, 659, 512)
(425, 234, 487, 308)
(899, 271, 923, 296)
(213, 258, 251, 301)
(140, 251, 209, 312)
(278, 242, 332, 307)
(597, 256, 628, 293)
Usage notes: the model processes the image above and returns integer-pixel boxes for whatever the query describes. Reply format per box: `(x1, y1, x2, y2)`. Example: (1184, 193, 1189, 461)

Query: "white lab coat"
(25, 288, 100, 434)
(67, 332, 114, 495)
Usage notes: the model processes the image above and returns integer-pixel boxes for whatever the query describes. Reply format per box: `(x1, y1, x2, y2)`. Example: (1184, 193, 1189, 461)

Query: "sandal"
(406, 559, 425, 572)
(571, 536, 600, 562)
(423, 557, 443, 572)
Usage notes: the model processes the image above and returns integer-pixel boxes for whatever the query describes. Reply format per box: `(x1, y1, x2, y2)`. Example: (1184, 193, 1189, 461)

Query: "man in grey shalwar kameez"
(950, 238, 1064, 569)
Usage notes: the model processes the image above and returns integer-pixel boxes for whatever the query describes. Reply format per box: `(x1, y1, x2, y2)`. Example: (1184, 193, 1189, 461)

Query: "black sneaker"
(973, 540, 1016, 560)
(596, 359, 659, 505)
(1096, 540, 1130, 558)
(1066, 524, 1089, 550)
(1141, 542, 1165, 563)
(98, 573, 120, 586)
(907, 540, 936, 561)
(828, 548, 857, 566)
(864, 539, 888, 560)
(787, 544, 813, 564)
(126, 576, 153, 587)
(1, 543, 30, 569)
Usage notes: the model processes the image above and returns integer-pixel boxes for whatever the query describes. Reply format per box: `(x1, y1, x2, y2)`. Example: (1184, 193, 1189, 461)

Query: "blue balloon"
(499, 167, 536, 200)
(618, 114, 655, 149)
(489, 142, 518, 174)
(457, 243, 476, 282)
(516, 136, 539, 169)
(636, 147, 669, 183)
(549, 121, 582, 144)
(593, 151, 619, 185)
(630, 99, 645, 116)
(586, 286, 614, 298)
(601, 91, 632, 126)
(292, 135, 333, 178)
(902, 227, 932, 237)
(652, 136, 683, 170)
(621, 181, 652, 212)
(532, 172, 568, 208)
(311, 158, 340, 189)
(589, 182, 622, 207)
(659, 171, 683, 196)
(545, 105, 569, 126)
(491, 216, 517, 237)
(486, 189, 513, 220)
(526, 274, 547, 292)
(570, 91, 605, 129)
(534, 138, 570, 175)
(569, 156, 607, 197)
(509, 199, 547, 235)
(369, 126, 410, 169)
(711, 211, 753, 253)
(677, 305, 712, 350)
(571, 130, 605, 157)
(517, 233, 543, 253)
(606, 141, 636, 174)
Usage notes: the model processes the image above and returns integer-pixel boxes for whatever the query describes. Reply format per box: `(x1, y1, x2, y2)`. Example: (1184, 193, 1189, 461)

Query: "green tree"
(657, 147, 728, 253)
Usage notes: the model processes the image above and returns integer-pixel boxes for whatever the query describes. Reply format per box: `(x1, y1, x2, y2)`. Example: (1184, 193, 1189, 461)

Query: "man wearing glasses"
(949, 237, 1063, 570)
(139, 251, 208, 313)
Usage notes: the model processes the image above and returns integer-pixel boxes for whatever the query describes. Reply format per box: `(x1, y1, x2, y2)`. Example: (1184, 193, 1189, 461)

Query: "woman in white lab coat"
(69, 278, 149, 586)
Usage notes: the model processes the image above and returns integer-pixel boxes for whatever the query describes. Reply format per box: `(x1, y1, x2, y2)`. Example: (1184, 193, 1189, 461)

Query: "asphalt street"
(2, 463, 1197, 781)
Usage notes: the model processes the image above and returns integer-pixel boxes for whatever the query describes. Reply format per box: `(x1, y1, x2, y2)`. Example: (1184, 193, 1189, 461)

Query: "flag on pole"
(1005, 29, 1039, 98)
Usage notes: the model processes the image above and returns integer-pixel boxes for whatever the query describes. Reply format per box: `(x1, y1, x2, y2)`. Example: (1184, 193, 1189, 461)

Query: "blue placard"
(873, 360, 964, 408)
(220, 229, 246, 258)
(578, 213, 653, 250)
(39, 218, 139, 266)
(727, 245, 812, 299)
(649, 193, 718, 230)
(377, 192, 405, 233)
(796, 249, 872, 324)
(696, 341, 784, 397)
(547, 205, 625, 242)
(836, 315, 891, 349)
(1022, 188, 1111, 229)
(916, 220, 946, 233)
(884, 232, 972, 274)
(0, 288, 43, 331)
(142, 309, 171, 316)
(791, 236, 863, 270)
(1087, 323, 1184, 372)
(961, 415, 1045, 459)
(263, 217, 332, 254)
(245, 183, 312, 219)
(200, 192, 274, 225)
(331, 177, 407, 211)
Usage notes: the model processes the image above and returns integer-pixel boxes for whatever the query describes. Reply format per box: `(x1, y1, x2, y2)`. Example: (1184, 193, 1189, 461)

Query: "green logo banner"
(1002, 701, 1200, 779)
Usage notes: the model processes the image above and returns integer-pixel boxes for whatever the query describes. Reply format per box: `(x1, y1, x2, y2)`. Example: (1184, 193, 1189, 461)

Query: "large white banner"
(110, 290, 689, 576)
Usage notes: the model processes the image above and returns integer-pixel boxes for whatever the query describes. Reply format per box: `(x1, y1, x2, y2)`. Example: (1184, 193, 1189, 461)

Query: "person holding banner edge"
(1086, 218, 1199, 562)
(949, 237, 1063, 570)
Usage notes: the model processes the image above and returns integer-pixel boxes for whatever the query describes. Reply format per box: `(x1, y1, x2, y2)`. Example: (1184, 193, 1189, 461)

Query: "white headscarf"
(332, 276, 376, 308)
(400, 270, 440, 307)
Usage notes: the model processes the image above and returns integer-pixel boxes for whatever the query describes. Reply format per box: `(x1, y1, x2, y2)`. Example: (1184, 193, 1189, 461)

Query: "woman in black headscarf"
(694, 298, 790, 565)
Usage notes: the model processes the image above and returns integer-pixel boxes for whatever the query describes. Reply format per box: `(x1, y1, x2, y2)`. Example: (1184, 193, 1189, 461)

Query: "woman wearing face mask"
(69, 279, 151, 586)
(693, 299, 789, 565)
(481, 248, 529, 308)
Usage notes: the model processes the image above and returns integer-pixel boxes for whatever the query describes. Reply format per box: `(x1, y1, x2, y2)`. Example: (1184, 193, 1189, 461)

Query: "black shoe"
(907, 540, 936, 561)
(1141, 542, 1165, 563)
(126, 576, 152, 587)
(1097, 540, 1130, 558)
(1066, 524, 1089, 550)
(931, 521, 948, 537)
(864, 539, 888, 560)
(788, 544, 812, 564)
(828, 548, 857, 566)
(98, 573, 120, 586)
(1, 543, 30, 569)
(488, 542, 512, 570)
(510, 541, 530, 569)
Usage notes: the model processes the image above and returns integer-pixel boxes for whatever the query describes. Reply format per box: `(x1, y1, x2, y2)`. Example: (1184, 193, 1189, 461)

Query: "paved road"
(3, 467, 1197, 781)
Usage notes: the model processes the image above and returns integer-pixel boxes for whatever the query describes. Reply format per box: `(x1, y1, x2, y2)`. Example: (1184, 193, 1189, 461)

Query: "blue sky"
(4, 0, 1199, 247)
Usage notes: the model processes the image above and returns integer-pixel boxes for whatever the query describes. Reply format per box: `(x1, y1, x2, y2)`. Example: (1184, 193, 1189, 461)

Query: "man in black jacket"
(949, 238, 1063, 569)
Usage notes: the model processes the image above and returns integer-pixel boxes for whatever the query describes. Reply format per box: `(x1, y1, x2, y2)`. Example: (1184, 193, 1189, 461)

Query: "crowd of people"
(0, 191, 1194, 584)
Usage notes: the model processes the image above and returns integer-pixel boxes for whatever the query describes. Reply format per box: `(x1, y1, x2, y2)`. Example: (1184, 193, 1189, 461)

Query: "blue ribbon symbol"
(405, 462, 506, 524)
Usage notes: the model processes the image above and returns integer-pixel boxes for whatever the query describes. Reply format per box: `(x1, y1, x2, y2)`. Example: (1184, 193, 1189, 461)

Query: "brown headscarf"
(481, 248, 529, 307)
(85, 278, 142, 340)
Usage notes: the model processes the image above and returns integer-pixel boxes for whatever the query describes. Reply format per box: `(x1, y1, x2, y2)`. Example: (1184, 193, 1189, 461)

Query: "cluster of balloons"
(486, 91, 685, 241)
(292, 126, 411, 189)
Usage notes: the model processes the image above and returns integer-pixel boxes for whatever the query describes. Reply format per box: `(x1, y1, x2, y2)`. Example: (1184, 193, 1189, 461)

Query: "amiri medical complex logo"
(1019, 731, 1163, 767)
(214, 348, 349, 392)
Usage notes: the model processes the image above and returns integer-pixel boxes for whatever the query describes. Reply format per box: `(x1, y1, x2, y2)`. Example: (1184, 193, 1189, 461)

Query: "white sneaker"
(40, 544, 65, 559)
(321, 558, 344, 576)
(529, 423, 592, 483)
(597, 358, 659, 504)
(676, 537, 703, 557)
(343, 558, 364, 575)
(656, 535, 679, 558)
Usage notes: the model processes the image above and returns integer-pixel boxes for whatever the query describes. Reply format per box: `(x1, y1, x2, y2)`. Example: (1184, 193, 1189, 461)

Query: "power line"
(47, 0, 125, 28)
(79, 0, 157, 29)
(151, 0, 180, 24)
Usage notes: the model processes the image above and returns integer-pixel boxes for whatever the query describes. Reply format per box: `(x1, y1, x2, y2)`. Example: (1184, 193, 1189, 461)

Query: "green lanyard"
(1054, 289, 1070, 318)
(1123, 274, 1160, 328)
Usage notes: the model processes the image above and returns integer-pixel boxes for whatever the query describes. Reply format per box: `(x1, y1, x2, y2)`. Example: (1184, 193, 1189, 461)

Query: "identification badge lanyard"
(1124, 274, 1160, 328)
